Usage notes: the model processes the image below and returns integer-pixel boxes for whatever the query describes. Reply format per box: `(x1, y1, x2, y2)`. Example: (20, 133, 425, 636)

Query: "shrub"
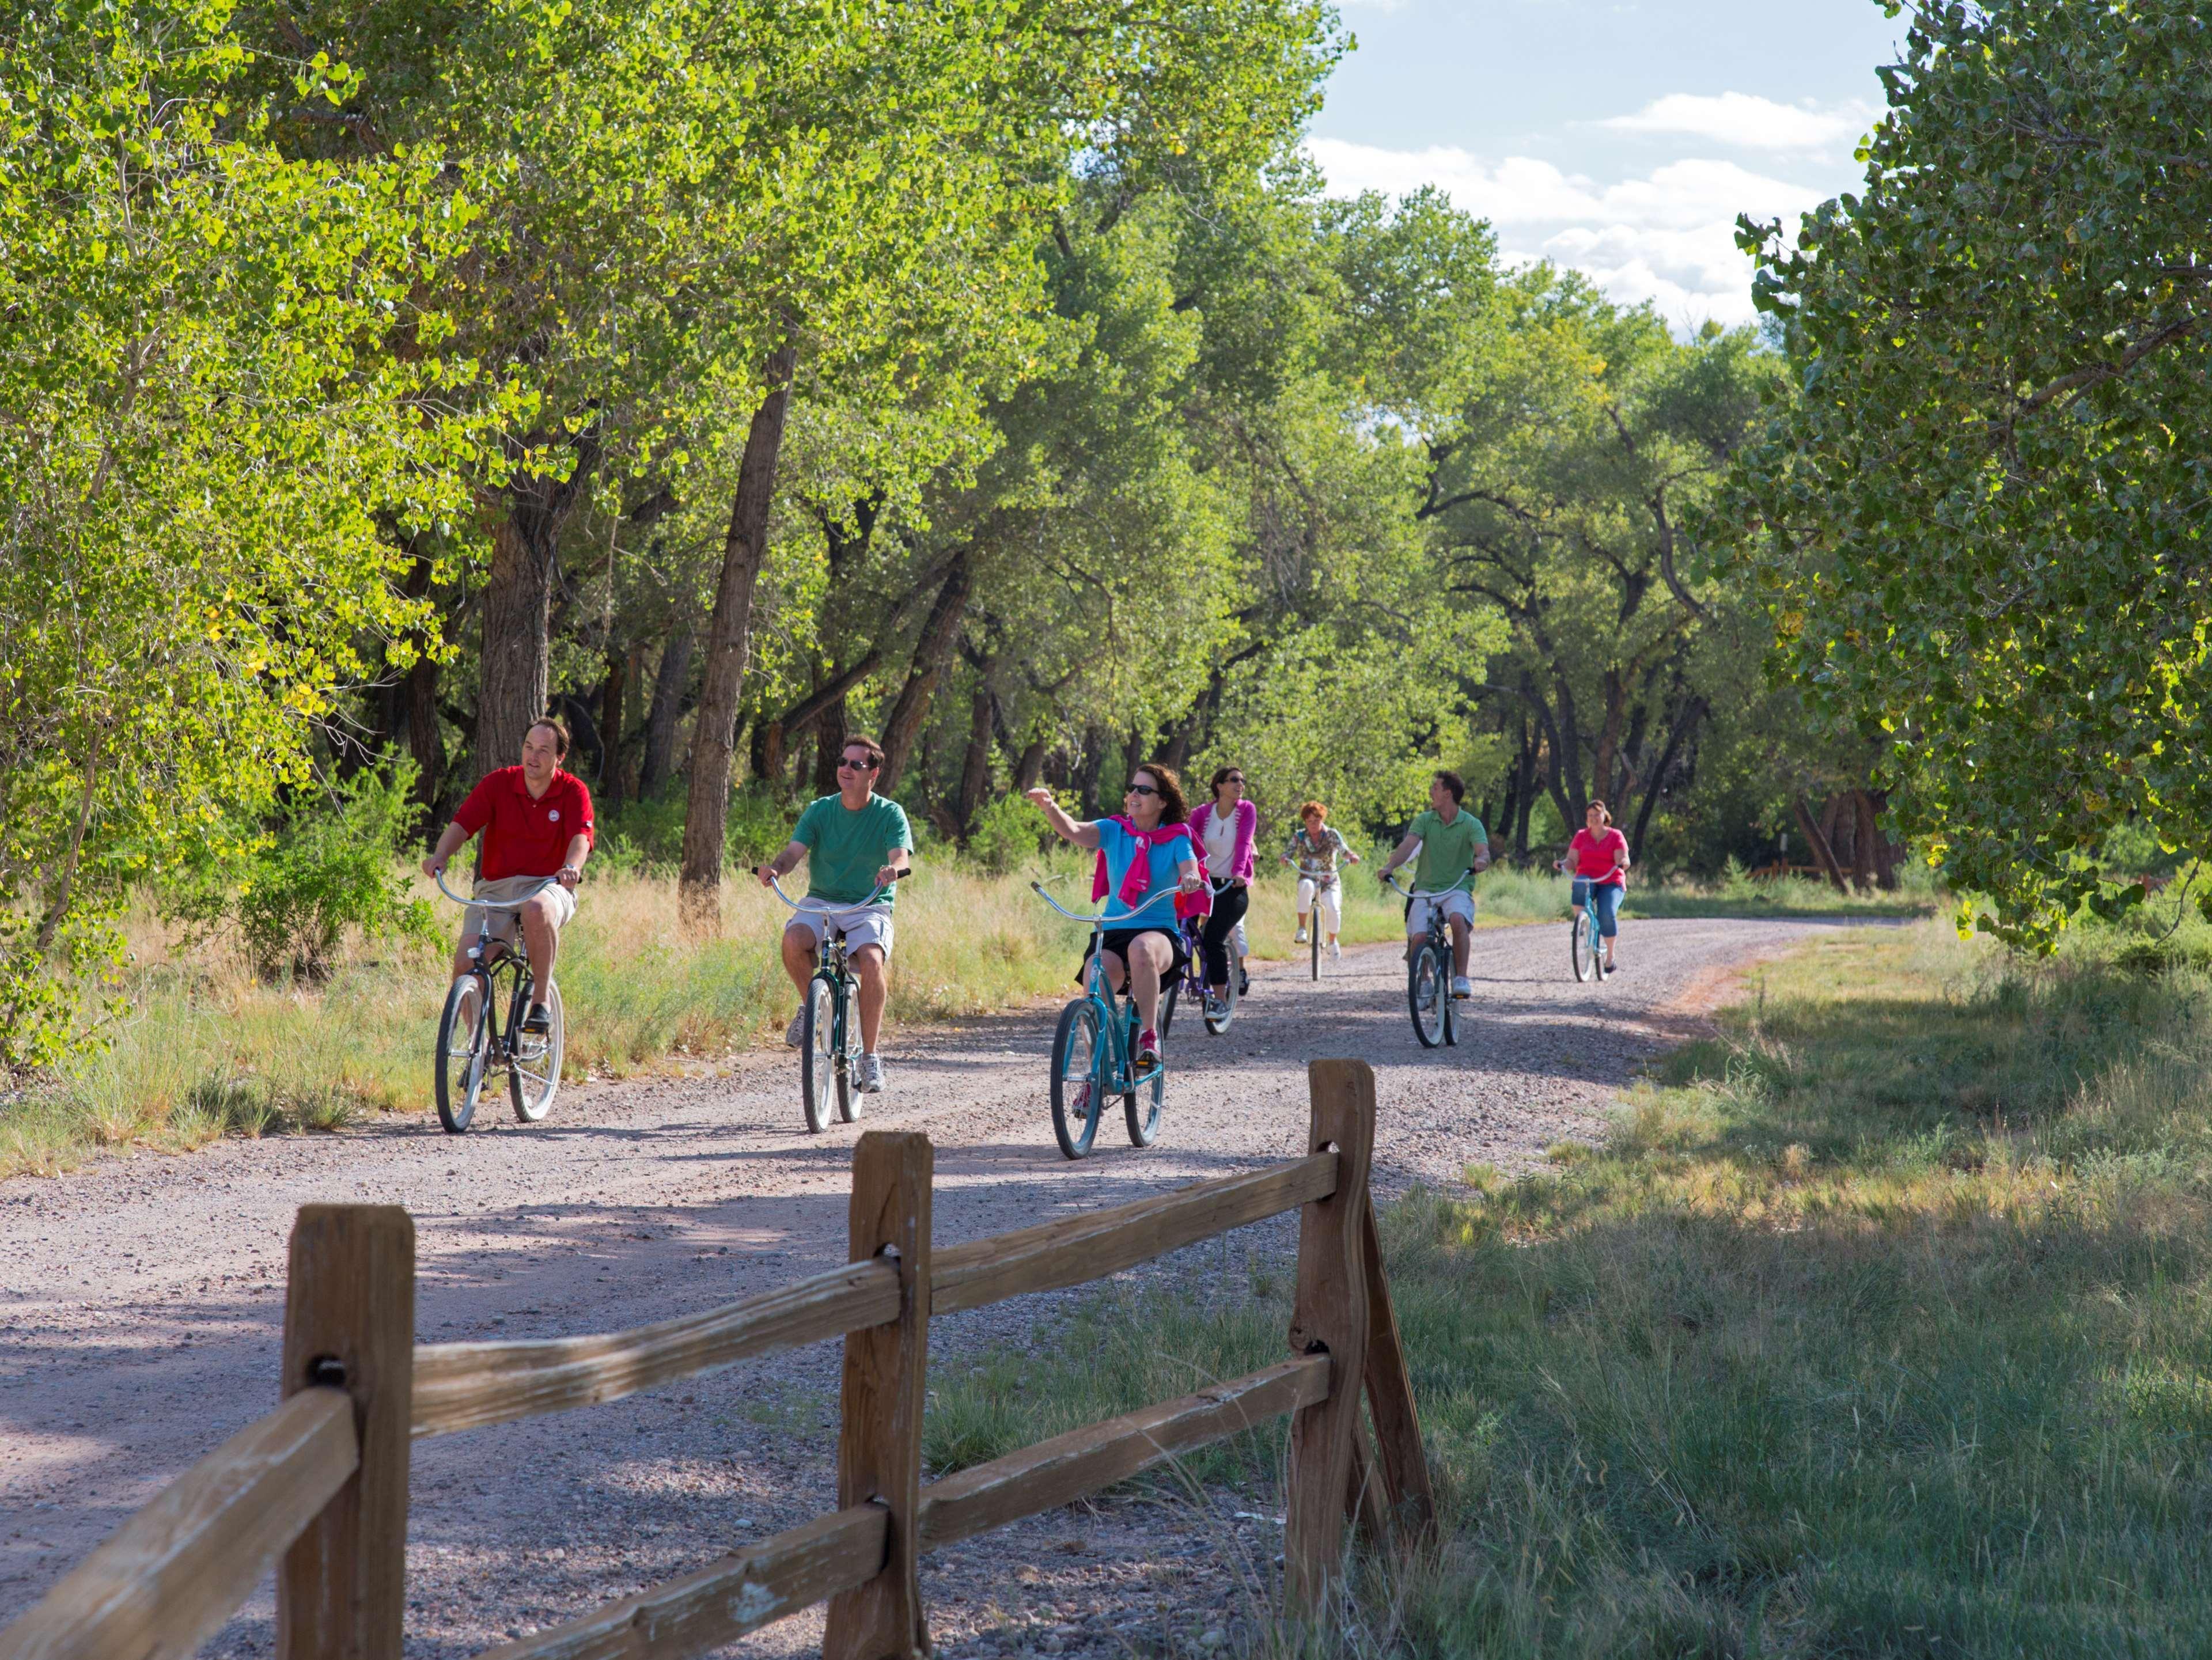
(960, 790, 1049, 874)
(171, 760, 438, 982)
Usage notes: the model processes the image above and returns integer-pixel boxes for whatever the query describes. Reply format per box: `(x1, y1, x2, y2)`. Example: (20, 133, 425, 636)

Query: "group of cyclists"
(423, 718, 1635, 1105)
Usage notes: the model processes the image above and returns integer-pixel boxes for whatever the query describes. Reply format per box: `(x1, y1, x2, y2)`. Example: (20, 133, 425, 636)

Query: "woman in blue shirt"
(1026, 763, 1202, 1066)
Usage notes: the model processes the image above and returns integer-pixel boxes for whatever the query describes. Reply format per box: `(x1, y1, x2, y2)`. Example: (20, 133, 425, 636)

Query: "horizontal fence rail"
(0, 1059, 1427, 1660)
(412, 1260, 902, 1438)
(0, 1388, 358, 1660)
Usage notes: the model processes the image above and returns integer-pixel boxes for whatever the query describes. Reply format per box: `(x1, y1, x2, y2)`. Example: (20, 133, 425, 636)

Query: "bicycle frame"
(431, 871, 565, 1130)
(1031, 884, 1169, 1092)
(1387, 871, 1472, 1049)
(764, 872, 903, 1130)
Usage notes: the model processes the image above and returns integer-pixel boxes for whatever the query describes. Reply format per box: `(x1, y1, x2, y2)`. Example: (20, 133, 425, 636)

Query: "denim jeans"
(1570, 877, 1622, 938)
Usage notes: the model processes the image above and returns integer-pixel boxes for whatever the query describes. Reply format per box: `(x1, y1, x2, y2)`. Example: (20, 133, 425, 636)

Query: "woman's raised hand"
(1024, 787, 1055, 810)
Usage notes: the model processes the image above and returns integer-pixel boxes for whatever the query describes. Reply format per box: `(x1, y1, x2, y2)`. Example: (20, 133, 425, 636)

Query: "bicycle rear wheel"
(1408, 948, 1445, 1048)
(1051, 1000, 1106, 1159)
(435, 973, 492, 1134)
(509, 978, 565, 1122)
(801, 974, 838, 1133)
(1203, 962, 1237, 1034)
(836, 982, 862, 1124)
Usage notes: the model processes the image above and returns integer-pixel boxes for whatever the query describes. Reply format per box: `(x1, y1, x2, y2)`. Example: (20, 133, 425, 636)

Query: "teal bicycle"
(1031, 883, 1168, 1159)
(764, 871, 904, 1133)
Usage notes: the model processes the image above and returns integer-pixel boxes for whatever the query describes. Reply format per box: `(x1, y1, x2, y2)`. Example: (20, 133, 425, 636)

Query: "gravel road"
(1, 914, 1858, 1656)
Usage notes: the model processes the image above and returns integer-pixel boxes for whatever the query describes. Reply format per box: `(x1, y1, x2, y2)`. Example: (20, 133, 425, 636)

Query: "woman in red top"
(1555, 801, 1630, 972)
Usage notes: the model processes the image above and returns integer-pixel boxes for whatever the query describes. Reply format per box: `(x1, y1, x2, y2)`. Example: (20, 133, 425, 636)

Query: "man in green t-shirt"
(1376, 770, 1491, 1000)
(755, 733, 914, 1093)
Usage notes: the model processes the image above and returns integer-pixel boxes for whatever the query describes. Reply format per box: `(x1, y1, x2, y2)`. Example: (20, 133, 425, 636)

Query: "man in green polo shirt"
(1376, 769, 1490, 1000)
(755, 733, 914, 1093)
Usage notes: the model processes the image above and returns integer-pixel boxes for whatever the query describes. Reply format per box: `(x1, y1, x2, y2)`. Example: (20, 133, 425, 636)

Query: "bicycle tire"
(1311, 911, 1320, 980)
(1203, 962, 1237, 1034)
(1050, 1000, 1105, 1159)
(1442, 955, 1459, 1047)
(1593, 908, 1611, 980)
(1124, 1001, 1165, 1147)
(836, 979, 862, 1124)
(801, 974, 838, 1134)
(508, 978, 565, 1122)
(1160, 978, 1180, 1039)
(1571, 909, 1594, 982)
(434, 972, 492, 1134)
(1408, 948, 1445, 1048)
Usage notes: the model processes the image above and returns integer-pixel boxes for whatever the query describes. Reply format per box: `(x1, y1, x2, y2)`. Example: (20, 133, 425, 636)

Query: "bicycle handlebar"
(1385, 871, 1474, 902)
(433, 871, 559, 911)
(760, 869, 907, 915)
(1028, 881, 1176, 930)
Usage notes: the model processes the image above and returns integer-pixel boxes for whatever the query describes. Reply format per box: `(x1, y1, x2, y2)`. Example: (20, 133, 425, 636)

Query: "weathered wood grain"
(918, 1356, 1330, 1549)
(0, 1389, 357, 1660)
(931, 1153, 1337, 1314)
(1282, 1060, 1375, 1616)
(411, 1261, 901, 1439)
(822, 1132, 933, 1660)
(469, 1507, 888, 1660)
(1358, 1195, 1437, 1544)
(278, 1204, 415, 1660)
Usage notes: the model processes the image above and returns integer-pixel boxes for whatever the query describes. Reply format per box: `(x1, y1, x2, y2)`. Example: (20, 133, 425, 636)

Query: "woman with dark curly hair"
(1025, 761, 1202, 1067)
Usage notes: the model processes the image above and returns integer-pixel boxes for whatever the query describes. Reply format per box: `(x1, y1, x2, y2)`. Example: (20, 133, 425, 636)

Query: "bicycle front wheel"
(801, 975, 838, 1134)
(1409, 948, 1445, 1048)
(1203, 963, 1237, 1034)
(1571, 911, 1595, 982)
(435, 973, 492, 1134)
(1310, 913, 1321, 980)
(509, 979, 565, 1122)
(1050, 1000, 1105, 1159)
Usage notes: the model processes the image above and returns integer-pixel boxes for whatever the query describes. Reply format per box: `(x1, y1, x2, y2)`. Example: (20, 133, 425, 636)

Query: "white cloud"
(1603, 92, 1875, 155)
(1306, 136, 1830, 330)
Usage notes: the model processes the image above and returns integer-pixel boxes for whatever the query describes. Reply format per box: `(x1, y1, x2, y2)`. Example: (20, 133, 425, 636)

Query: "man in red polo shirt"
(422, 716, 594, 1033)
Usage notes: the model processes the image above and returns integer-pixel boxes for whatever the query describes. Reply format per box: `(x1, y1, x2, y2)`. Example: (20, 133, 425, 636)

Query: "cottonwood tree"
(1719, 0, 2212, 942)
(0, 3, 481, 1062)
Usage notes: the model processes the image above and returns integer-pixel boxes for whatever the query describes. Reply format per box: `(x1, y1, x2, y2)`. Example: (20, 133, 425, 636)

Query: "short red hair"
(1300, 801, 1325, 823)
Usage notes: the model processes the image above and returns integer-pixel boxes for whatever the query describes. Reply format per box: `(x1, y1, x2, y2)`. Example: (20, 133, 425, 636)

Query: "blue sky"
(1307, 0, 1909, 329)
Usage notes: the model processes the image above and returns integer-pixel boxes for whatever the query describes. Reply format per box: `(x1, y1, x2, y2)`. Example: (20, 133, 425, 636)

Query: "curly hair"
(1130, 761, 1189, 825)
(1300, 800, 1327, 823)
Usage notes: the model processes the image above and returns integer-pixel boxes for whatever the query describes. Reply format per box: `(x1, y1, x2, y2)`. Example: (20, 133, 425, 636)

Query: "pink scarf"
(1092, 817, 1209, 919)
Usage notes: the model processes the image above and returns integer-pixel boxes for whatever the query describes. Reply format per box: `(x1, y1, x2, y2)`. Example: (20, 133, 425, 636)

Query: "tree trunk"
(1851, 789, 1881, 893)
(403, 655, 442, 821)
(1074, 726, 1106, 817)
(751, 718, 786, 791)
(476, 448, 597, 781)
(598, 647, 628, 812)
(1627, 696, 1705, 861)
(680, 336, 800, 922)
(1866, 789, 1899, 890)
(955, 669, 998, 837)
(1014, 737, 1048, 794)
(815, 698, 847, 795)
(1793, 794, 1850, 895)
(639, 623, 693, 798)
(878, 550, 973, 794)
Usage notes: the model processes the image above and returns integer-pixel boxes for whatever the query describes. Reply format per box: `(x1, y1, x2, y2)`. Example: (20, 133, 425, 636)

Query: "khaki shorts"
(785, 900, 895, 960)
(1405, 888, 1474, 938)
(464, 874, 576, 947)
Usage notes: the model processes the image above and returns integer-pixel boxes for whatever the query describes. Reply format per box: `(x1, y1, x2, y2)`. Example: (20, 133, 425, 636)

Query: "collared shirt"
(453, 767, 595, 881)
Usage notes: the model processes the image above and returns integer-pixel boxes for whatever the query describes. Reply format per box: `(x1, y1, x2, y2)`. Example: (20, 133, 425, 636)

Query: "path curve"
(1, 914, 1858, 1655)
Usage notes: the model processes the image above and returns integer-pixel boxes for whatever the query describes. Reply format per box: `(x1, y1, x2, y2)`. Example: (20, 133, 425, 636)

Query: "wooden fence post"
(822, 1132, 934, 1660)
(1282, 1059, 1375, 1617)
(1359, 1197, 1437, 1545)
(276, 1206, 415, 1660)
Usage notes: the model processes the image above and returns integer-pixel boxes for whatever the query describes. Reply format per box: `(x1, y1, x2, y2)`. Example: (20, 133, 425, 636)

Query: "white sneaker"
(857, 1053, 885, 1093)
(784, 1011, 806, 1047)
(1293, 926, 1309, 943)
(1451, 975, 1472, 999)
(1330, 941, 1342, 960)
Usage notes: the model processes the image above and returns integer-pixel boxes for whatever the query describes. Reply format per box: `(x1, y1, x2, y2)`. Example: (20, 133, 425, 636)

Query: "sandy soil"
(0, 914, 1857, 1656)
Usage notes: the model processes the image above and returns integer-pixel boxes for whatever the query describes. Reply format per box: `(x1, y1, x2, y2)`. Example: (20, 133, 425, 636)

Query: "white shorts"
(1296, 877, 1342, 929)
(786, 901, 896, 959)
(465, 874, 576, 945)
(1405, 888, 1474, 938)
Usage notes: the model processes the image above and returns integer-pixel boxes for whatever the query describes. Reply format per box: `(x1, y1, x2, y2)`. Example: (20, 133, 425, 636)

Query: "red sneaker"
(1136, 1028, 1161, 1067)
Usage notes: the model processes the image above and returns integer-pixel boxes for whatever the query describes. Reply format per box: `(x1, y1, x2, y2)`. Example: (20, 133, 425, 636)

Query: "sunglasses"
(1222, 776, 1245, 785)
(1126, 783, 1160, 797)
(839, 756, 880, 771)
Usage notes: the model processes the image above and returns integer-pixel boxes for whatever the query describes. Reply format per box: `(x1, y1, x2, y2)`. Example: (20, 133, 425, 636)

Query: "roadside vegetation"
(926, 915, 2212, 1655)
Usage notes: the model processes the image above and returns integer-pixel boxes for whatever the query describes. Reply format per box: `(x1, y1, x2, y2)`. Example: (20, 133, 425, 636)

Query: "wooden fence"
(0, 1058, 1429, 1660)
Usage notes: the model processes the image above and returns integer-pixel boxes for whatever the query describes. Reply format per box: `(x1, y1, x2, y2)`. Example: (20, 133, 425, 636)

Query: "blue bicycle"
(1031, 884, 1168, 1159)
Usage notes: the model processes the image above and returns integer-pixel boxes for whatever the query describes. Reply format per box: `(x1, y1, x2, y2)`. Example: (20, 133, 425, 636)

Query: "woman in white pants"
(1280, 801, 1359, 956)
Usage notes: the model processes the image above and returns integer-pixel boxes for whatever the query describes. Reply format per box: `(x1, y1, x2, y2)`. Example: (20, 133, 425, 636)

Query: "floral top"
(1286, 825, 1351, 882)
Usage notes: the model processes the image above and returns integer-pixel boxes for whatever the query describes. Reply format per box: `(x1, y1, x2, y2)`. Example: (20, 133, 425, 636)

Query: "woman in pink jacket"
(1190, 767, 1257, 1010)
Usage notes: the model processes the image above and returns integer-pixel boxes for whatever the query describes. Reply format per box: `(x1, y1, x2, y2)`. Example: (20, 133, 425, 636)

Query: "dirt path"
(1, 915, 1854, 1655)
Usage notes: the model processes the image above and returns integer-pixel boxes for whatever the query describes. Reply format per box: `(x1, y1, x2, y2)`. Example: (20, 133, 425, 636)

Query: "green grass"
(927, 920, 2212, 1656)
